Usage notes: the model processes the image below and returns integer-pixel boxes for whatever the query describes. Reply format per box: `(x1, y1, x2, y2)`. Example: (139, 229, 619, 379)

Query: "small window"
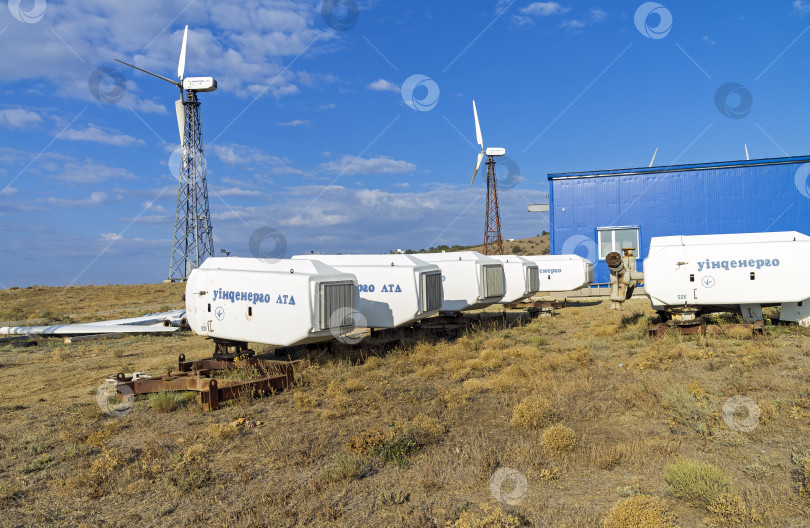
(597, 227, 640, 259)
(689, 274, 694, 282)
(248, 306, 253, 316)
(207, 303, 211, 312)
(750, 272, 755, 280)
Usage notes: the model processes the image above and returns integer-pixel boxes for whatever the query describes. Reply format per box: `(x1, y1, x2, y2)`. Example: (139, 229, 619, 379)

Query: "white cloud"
(560, 19, 586, 29)
(560, 7, 608, 31)
(368, 79, 399, 93)
(209, 144, 285, 165)
(319, 155, 416, 176)
(0, 186, 18, 195)
(141, 200, 168, 213)
(522, 2, 571, 16)
(212, 186, 263, 197)
(795, 0, 810, 13)
(0, 1, 339, 104)
(0, 108, 43, 129)
(45, 191, 111, 207)
(277, 119, 310, 127)
(55, 159, 137, 184)
(61, 125, 146, 146)
(100, 232, 123, 241)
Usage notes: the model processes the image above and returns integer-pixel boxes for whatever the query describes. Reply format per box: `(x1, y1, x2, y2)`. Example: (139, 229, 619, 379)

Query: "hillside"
(0, 282, 808, 527)
(395, 234, 550, 256)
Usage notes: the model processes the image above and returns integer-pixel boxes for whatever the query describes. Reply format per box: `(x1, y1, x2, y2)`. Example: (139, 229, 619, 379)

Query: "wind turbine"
(116, 25, 217, 281)
(471, 100, 505, 255)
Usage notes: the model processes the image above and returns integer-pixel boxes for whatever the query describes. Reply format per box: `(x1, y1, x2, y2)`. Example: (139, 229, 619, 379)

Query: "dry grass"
(1, 284, 809, 526)
(510, 394, 556, 429)
(603, 495, 677, 528)
(540, 424, 577, 453)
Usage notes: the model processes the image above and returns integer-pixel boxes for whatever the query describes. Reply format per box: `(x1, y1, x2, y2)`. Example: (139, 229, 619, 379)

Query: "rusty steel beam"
(109, 355, 297, 411)
(648, 321, 765, 338)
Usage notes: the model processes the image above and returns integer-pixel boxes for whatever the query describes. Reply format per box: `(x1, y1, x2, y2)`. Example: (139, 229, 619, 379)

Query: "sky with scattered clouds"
(1, 1, 810, 286)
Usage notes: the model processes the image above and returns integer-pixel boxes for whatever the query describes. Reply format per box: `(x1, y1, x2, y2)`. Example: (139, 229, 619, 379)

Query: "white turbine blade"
(175, 99, 185, 147)
(745, 144, 750, 160)
(473, 100, 483, 147)
(648, 146, 658, 167)
(471, 151, 484, 186)
(177, 25, 188, 80)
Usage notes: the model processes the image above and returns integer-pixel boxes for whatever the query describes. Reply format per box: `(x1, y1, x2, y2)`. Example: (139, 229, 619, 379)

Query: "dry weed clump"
(801, 456, 810, 497)
(208, 422, 238, 442)
(706, 493, 756, 527)
(661, 386, 715, 436)
(541, 424, 577, 453)
(346, 424, 421, 468)
(167, 443, 212, 493)
(664, 459, 731, 507)
(510, 394, 556, 429)
(725, 326, 753, 340)
(445, 503, 523, 528)
(603, 494, 677, 528)
(293, 390, 319, 409)
(411, 413, 445, 441)
(321, 452, 370, 482)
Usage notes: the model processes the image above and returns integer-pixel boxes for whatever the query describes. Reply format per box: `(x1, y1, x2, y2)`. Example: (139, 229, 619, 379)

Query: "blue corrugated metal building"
(548, 155, 810, 284)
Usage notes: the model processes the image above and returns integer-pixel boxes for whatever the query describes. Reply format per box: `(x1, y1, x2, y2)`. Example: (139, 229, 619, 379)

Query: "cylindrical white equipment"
(185, 257, 357, 346)
(291, 254, 442, 328)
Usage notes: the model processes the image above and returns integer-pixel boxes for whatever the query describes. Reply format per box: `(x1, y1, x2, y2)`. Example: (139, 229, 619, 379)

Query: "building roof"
(547, 154, 810, 180)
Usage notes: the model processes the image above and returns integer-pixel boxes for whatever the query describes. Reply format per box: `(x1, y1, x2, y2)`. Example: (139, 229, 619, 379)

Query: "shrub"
(603, 494, 677, 528)
(541, 425, 577, 453)
(511, 394, 555, 429)
(661, 387, 713, 436)
(446, 503, 523, 528)
(321, 453, 370, 482)
(411, 413, 445, 441)
(802, 458, 810, 497)
(149, 391, 183, 413)
(207, 422, 238, 442)
(707, 493, 751, 527)
(664, 460, 731, 507)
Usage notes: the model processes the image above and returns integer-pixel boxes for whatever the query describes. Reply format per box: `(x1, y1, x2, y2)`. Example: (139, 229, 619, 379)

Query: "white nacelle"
(522, 255, 593, 292)
(488, 255, 540, 304)
(185, 257, 357, 346)
(418, 251, 505, 312)
(486, 147, 506, 156)
(183, 77, 217, 92)
(644, 231, 810, 323)
(291, 254, 443, 328)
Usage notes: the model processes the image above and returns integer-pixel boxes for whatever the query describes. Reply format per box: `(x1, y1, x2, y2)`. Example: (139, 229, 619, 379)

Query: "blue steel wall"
(549, 161, 810, 284)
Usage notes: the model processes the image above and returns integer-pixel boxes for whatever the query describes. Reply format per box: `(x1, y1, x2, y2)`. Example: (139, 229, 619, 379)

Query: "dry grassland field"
(1, 282, 810, 527)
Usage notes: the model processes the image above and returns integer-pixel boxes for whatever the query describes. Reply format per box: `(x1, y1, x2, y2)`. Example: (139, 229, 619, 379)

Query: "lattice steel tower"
(117, 25, 217, 280)
(169, 90, 214, 279)
(471, 100, 505, 255)
(483, 156, 503, 255)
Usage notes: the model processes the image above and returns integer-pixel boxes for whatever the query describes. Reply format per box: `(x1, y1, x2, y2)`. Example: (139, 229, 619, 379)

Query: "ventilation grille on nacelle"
(528, 267, 540, 293)
(421, 271, 443, 312)
(482, 265, 505, 298)
(319, 281, 355, 330)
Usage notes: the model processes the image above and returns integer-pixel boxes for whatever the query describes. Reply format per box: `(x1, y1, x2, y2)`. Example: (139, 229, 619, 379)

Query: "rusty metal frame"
(504, 300, 567, 310)
(111, 355, 297, 411)
(648, 320, 765, 338)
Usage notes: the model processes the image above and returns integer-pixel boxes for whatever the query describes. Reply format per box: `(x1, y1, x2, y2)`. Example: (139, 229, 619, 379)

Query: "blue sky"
(2, 0, 810, 286)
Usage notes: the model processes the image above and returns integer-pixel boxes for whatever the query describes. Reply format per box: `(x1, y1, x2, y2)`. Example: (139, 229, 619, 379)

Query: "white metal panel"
(185, 257, 357, 346)
(644, 231, 810, 309)
(522, 255, 593, 291)
(417, 251, 505, 311)
(489, 255, 540, 303)
(291, 254, 442, 328)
